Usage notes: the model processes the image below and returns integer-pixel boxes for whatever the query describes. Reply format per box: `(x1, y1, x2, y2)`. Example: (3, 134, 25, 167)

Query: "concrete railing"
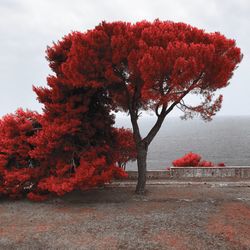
(126, 167, 250, 179)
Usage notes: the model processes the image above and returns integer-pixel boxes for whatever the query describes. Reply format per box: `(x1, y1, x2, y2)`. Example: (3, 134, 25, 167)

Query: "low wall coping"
(126, 167, 250, 179)
(127, 167, 250, 171)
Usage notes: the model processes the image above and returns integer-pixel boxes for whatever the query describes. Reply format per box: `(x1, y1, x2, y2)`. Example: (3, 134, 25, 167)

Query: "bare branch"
(155, 104, 161, 117)
(176, 104, 185, 112)
(164, 73, 204, 116)
(142, 104, 167, 145)
(142, 73, 204, 146)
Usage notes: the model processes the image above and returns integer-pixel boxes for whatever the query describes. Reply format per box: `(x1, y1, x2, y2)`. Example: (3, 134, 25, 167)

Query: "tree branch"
(164, 73, 204, 116)
(142, 73, 204, 146)
(155, 104, 161, 117)
(142, 104, 167, 146)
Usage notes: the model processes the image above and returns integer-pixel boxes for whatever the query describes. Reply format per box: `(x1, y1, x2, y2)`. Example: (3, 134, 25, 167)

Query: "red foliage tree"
(46, 20, 241, 193)
(172, 152, 225, 167)
(0, 109, 45, 199)
(0, 78, 131, 200)
(0, 89, 130, 200)
(27, 44, 131, 199)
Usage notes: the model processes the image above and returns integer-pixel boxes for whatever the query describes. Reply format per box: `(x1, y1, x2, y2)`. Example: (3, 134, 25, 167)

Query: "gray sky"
(0, 0, 249, 117)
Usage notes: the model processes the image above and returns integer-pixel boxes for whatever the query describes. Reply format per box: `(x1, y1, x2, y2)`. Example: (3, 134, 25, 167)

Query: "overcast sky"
(0, 0, 249, 118)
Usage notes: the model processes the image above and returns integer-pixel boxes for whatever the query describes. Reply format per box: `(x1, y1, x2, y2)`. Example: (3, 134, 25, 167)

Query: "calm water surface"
(115, 116, 250, 170)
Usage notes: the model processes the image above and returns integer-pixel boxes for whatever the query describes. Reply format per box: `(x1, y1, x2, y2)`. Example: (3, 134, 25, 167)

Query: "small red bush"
(172, 152, 201, 167)
(171, 152, 225, 167)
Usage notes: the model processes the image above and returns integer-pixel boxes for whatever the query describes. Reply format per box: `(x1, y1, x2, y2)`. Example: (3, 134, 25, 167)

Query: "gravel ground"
(0, 184, 250, 250)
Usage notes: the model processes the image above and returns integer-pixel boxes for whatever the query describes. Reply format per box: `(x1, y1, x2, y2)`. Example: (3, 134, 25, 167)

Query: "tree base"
(135, 186, 147, 195)
(135, 190, 146, 195)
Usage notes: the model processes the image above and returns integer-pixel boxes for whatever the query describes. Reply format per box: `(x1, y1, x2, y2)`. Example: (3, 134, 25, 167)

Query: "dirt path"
(1, 185, 250, 249)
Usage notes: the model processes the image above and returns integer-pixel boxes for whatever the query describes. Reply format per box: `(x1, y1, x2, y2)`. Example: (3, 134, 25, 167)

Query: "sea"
(115, 115, 250, 170)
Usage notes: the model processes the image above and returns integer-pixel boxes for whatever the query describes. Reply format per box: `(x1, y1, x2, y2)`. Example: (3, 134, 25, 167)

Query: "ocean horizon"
(115, 115, 250, 170)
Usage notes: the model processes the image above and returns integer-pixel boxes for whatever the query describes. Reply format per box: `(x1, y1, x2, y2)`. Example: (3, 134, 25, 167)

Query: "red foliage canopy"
(45, 20, 241, 122)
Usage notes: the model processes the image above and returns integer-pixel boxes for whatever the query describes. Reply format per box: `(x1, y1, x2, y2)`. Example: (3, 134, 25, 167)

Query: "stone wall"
(127, 167, 250, 180)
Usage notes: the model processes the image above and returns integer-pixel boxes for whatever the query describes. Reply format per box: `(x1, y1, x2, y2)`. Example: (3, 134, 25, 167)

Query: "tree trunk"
(135, 144, 148, 194)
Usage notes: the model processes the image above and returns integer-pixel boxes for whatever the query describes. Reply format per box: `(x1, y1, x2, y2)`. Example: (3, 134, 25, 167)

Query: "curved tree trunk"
(135, 144, 148, 194)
